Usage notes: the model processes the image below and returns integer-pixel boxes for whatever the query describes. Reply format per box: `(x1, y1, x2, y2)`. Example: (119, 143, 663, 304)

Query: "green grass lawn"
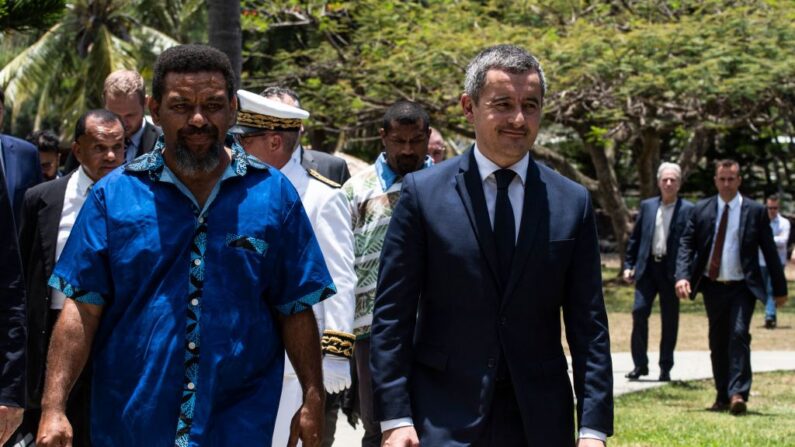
(601, 266, 795, 315)
(611, 371, 795, 447)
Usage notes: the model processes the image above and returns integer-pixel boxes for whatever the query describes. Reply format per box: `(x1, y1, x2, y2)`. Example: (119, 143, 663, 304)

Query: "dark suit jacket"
(675, 195, 787, 302)
(18, 174, 71, 406)
(370, 149, 613, 446)
(624, 196, 694, 282)
(299, 146, 351, 185)
(0, 162, 26, 408)
(63, 120, 161, 174)
(1, 133, 44, 226)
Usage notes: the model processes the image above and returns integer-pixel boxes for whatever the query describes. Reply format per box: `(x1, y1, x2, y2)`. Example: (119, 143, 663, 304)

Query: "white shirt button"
(188, 342, 196, 350)
(187, 382, 195, 390)
(198, 216, 205, 224)
(191, 298, 199, 306)
(193, 258, 201, 266)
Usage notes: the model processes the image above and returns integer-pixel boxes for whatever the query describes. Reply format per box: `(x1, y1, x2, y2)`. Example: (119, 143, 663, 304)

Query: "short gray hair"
(464, 44, 547, 105)
(657, 162, 682, 181)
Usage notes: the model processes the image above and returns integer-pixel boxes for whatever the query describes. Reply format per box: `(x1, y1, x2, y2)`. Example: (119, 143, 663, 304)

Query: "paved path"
(332, 350, 795, 445)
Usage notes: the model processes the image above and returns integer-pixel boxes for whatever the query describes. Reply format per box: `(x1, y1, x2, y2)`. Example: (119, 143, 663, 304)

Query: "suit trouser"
(354, 339, 381, 447)
(472, 380, 530, 447)
(630, 259, 679, 371)
(702, 279, 756, 403)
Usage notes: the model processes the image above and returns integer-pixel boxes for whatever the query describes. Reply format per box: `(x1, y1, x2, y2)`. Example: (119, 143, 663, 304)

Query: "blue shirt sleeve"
(268, 198, 336, 315)
(48, 188, 111, 306)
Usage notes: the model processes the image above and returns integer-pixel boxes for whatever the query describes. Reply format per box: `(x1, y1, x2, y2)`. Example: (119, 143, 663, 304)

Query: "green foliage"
(0, 0, 65, 32)
(241, 0, 795, 168)
(0, 0, 179, 138)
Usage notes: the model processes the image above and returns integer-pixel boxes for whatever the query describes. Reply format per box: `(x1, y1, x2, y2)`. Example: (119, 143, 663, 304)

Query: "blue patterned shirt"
(49, 137, 335, 446)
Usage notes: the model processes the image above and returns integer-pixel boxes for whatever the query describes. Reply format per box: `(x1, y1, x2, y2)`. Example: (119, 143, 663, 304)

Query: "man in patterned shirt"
(36, 45, 334, 447)
(342, 101, 432, 447)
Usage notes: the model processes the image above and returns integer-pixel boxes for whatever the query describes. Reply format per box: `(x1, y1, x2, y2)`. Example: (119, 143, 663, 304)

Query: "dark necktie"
(494, 169, 516, 287)
(708, 203, 729, 280)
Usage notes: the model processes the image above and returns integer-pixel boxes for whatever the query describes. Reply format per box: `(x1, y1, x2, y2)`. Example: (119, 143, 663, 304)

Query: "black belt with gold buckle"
(653, 254, 665, 262)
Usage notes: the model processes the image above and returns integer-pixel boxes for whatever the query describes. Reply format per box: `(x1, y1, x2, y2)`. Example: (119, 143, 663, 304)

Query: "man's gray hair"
(657, 162, 682, 181)
(464, 44, 547, 104)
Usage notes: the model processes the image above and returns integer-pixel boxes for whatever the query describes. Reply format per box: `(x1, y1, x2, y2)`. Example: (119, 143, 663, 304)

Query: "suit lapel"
(738, 195, 751, 243)
(704, 196, 718, 249)
(503, 158, 546, 304)
(138, 123, 158, 156)
(1, 136, 18, 193)
(455, 149, 501, 288)
(645, 197, 661, 243)
(39, 175, 71, 275)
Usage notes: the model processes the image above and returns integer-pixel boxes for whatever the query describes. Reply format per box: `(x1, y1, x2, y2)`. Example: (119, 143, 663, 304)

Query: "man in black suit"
(676, 159, 788, 415)
(63, 70, 160, 173)
(8, 109, 125, 446)
(260, 87, 351, 185)
(0, 162, 26, 446)
(623, 162, 693, 382)
(371, 45, 612, 447)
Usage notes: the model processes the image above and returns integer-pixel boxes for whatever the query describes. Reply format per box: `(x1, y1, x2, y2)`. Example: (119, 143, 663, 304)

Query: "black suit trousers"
(702, 278, 756, 403)
(631, 258, 680, 371)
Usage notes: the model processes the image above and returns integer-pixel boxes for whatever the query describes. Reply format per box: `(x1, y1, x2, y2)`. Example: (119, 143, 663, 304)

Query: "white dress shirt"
(381, 147, 606, 443)
(51, 166, 94, 309)
(704, 194, 744, 281)
(473, 144, 526, 241)
(652, 201, 676, 257)
(759, 213, 790, 266)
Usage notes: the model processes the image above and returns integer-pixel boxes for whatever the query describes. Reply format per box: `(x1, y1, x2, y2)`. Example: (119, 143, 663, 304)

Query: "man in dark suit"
(0, 163, 26, 445)
(1, 87, 44, 226)
(675, 159, 787, 415)
(370, 45, 613, 447)
(260, 87, 351, 185)
(623, 162, 694, 382)
(8, 109, 125, 446)
(63, 70, 160, 173)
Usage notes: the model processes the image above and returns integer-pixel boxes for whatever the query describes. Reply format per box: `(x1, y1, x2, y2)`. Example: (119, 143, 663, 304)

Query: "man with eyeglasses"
(9, 109, 125, 446)
(759, 194, 790, 329)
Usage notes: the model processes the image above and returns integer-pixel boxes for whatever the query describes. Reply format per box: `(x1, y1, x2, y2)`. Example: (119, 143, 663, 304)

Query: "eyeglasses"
(767, 206, 779, 210)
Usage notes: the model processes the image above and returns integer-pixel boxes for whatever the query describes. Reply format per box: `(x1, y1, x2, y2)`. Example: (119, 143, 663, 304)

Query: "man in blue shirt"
(36, 44, 334, 447)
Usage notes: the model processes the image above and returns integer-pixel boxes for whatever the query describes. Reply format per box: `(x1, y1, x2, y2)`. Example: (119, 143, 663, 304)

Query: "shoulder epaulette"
(307, 168, 341, 188)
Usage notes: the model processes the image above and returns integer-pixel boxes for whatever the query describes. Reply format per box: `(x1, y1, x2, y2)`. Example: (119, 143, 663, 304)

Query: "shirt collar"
(126, 133, 269, 181)
(718, 193, 742, 210)
(75, 165, 94, 197)
(374, 152, 434, 191)
(473, 144, 528, 186)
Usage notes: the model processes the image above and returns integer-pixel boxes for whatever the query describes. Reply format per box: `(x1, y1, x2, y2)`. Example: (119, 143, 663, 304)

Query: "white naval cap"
(230, 89, 310, 134)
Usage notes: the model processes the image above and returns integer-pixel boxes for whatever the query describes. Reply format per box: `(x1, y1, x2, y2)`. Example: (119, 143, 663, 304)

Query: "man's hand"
(622, 269, 634, 284)
(0, 405, 23, 445)
(775, 295, 788, 308)
(382, 426, 420, 447)
(287, 391, 323, 447)
(675, 279, 691, 300)
(36, 410, 72, 447)
(322, 355, 352, 394)
(577, 438, 606, 447)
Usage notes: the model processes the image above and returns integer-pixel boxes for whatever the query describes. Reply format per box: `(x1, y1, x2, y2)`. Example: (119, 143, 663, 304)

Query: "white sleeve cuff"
(380, 417, 414, 433)
(578, 427, 607, 442)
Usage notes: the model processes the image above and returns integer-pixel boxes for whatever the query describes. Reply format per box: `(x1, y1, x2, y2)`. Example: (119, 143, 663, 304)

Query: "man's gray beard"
(174, 141, 222, 176)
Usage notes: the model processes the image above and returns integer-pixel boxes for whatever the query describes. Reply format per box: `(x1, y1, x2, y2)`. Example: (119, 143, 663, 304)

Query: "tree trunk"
(678, 127, 710, 181)
(638, 128, 661, 199)
(207, 0, 242, 89)
(584, 137, 632, 262)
